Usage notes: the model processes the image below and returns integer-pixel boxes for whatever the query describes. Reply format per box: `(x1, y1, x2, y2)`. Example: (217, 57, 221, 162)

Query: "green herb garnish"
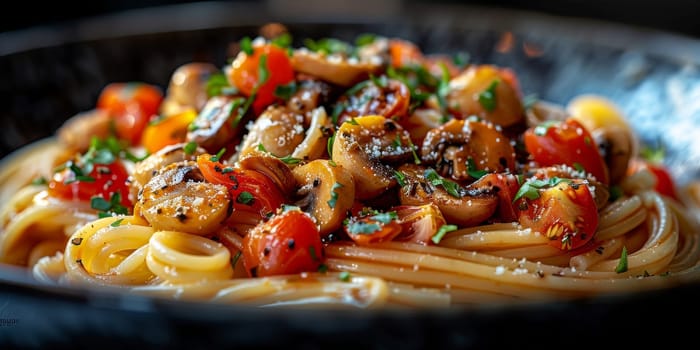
(534, 120, 561, 136)
(327, 182, 343, 208)
(210, 148, 226, 162)
(393, 170, 407, 187)
(273, 81, 298, 100)
(513, 177, 572, 202)
(339, 271, 351, 282)
(478, 79, 499, 112)
(424, 168, 461, 198)
(615, 246, 628, 273)
(467, 158, 488, 179)
(431, 224, 458, 244)
(236, 191, 254, 205)
(240, 36, 253, 55)
(183, 141, 198, 155)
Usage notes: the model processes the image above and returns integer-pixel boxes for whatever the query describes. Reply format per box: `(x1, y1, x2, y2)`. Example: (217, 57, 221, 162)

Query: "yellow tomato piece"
(141, 109, 196, 153)
(566, 94, 630, 132)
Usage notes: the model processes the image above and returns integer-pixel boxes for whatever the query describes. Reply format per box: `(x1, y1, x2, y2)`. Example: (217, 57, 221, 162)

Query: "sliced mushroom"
(292, 160, 355, 235)
(333, 115, 414, 199)
(591, 126, 633, 185)
(421, 119, 516, 181)
(130, 143, 206, 199)
(446, 65, 524, 127)
(525, 100, 568, 127)
(186, 96, 245, 153)
(291, 48, 384, 87)
(239, 155, 297, 197)
(138, 161, 231, 235)
(57, 109, 111, 152)
(400, 108, 444, 146)
(164, 63, 218, 114)
(286, 79, 333, 116)
(397, 164, 498, 227)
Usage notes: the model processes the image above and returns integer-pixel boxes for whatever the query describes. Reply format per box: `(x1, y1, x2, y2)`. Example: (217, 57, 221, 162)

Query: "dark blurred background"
(2, 0, 700, 38)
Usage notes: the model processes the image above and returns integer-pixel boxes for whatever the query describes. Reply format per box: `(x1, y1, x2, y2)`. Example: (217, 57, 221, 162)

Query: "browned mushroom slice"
(397, 164, 498, 227)
(525, 100, 569, 128)
(591, 126, 633, 185)
(291, 49, 384, 87)
(164, 63, 218, 114)
(292, 160, 355, 235)
(138, 161, 232, 235)
(186, 96, 245, 153)
(333, 115, 414, 200)
(130, 142, 206, 200)
(57, 109, 111, 152)
(286, 79, 333, 116)
(421, 119, 516, 181)
(239, 155, 297, 197)
(446, 65, 524, 127)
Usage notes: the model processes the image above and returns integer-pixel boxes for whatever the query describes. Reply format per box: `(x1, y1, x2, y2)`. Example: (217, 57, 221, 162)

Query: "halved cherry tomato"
(242, 209, 323, 277)
(97, 83, 163, 145)
(524, 118, 610, 185)
(344, 211, 402, 246)
(48, 159, 132, 208)
(229, 43, 294, 115)
(516, 179, 598, 250)
(141, 109, 196, 153)
(389, 39, 424, 68)
(197, 155, 285, 218)
(393, 204, 446, 245)
(628, 158, 679, 200)
(337, 79, 411, 124)
(476, 173, 521, 222)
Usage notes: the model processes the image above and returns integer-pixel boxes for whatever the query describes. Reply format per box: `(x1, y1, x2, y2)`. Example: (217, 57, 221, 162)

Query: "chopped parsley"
(308, 246, 320, 261)
(210, 148, 226, 162)
(436, 63, 451, 113)
(240, 36, 253, 55)
(273, 81, 298, 100)
(407, 137, 421, 165)
(478, 79, 499, 112)
(370, 74, 388, 88)
(431, 224, 458, 244)
(513, 177, 572, 202)
(452, 51, 470, 69)
(534, 120, 561, 136)
(304, 37, 353, 55)
(327, 182, 343, 208)
(424, 168, 461, 198)
(339, 271, 351, 282)
(331, 103, 345, 125)
(257, 143, 302, 164)
(231, 251, 242, 268)
(393, 170, 407, 187)
(346, 221, 381, 235)
(615, 246, 628, 273)
(354, 33, 376, 47)
(183, 141, 198, 155)
(31, 176, 48, 186)
(573, 162, 586, 173)
(270, 33, 292, 48)
(467, 158, 488, 179)
(205, 73, 237, 97)
(327, 134, 336, 160)
(111, 218, 125, 227)
(369, 211, 397, 224)
(91, 192, 128, 218)
(236, 191, 254, 205)
(317, 264, 328, 273)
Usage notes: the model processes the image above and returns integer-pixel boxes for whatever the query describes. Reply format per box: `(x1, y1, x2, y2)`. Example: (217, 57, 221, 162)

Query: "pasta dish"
(1, 26, 699, 308)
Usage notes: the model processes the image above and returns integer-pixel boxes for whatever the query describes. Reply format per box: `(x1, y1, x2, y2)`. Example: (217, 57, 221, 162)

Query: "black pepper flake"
(263, 246, 271, 256)
(176, 213, 188, 222)
(312, 178, 321, 187)
(536, 270, 545, 278)
(71, 237, 83, 246)
(156, 208, 163, 214)
(287, 239, 295, 249)
(595, 246, 604, 255)
(76, 259, 83, 266)
(250, 267, 258, 277)
(214, 165, 222, 173)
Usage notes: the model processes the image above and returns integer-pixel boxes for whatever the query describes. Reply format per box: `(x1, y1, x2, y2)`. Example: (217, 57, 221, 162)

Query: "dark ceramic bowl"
(1, 2, 699, 349)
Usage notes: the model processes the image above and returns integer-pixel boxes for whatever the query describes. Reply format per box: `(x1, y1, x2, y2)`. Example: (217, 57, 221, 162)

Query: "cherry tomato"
(337, 79, 411, 124)
(141, 109, 196, 153)
(344, 211, 402, 246)
(229, 44, 294, 115)
(97, 83, 163, 145)
(628, 158, 679, 200)
(197, 155, 285, 218)
(516, 179, 598, 250)
(476, 173, 521, 222)
(242, 209, 323, 277)
(48, 160, 132, 208)
(389, 39, 424, 68)
(524, 118, 610, 185)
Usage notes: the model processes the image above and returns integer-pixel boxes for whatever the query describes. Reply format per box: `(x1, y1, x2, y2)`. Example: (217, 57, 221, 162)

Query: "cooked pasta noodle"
(1, 29, 699, 308)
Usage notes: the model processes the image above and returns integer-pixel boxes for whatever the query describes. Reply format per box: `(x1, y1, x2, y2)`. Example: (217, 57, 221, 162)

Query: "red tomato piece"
(628, 158, 679, 200)
(197, 155, 285, 218)
(524, 118, 610, 185)
(48, 160, 132, 208)
(229, 44, 294, 115)
(242, 209, 323, 277)
(97, 83, 163, 145)
(516, 179, 598, 250)
(344, 211, 402, 246)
